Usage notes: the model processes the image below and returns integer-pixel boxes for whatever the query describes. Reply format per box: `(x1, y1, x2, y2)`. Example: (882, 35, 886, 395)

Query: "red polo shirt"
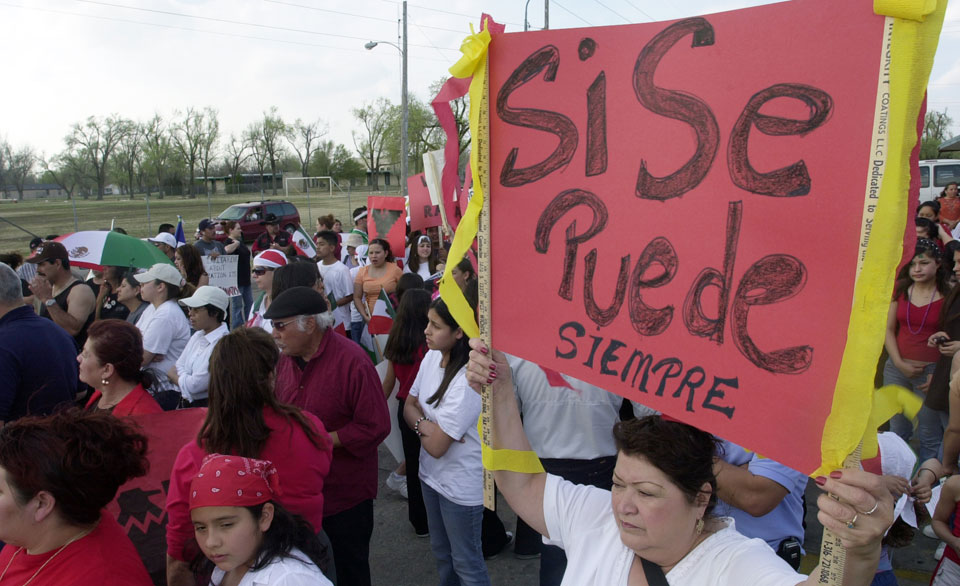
(274, 331, 390, 517)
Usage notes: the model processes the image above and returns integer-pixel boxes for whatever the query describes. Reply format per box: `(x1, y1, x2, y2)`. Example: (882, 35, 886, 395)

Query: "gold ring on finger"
(858, 501, 879, 516)
(846, 513, 859, 529)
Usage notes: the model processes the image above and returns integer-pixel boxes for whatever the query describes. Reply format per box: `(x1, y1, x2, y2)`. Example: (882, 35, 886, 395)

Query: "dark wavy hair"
(916, 217, 939, 241)
(190, 500, 328, 579)
(176, 244, 207, 288)
(425, 297, 474, 406)
(198, 327, 329, 457)
(368, 238, 395, 262)
(383, 288, 431, 365)
(0, 409, 149, 526)
(892, 239, 950, 301)
(613, 415, 722, 516)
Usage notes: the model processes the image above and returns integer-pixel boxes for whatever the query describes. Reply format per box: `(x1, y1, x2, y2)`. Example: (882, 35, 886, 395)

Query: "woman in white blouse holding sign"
(465, 340, 895, 586)
(404, 298, 490, 586)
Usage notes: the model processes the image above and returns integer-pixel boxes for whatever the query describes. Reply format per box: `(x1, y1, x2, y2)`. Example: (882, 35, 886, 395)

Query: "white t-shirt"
(174, 323, 229, 402)
(209, 548, 331, 586)
(409, 349, 483, 506)
(402, 260, 433, 281)
(318, 260, 353, 329)
(349, 266, 362, 323)
(508, 354, 622, 460)
(542, 475, 805, 586)
(137, 300, 191, 376)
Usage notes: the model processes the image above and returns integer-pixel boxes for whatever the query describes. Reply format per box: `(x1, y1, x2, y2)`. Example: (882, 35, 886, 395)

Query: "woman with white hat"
(134, 263, 191, 379)
(168, 285, 231, 408)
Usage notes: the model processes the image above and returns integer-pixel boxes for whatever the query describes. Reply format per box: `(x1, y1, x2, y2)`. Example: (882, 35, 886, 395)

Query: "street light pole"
(365, 3, 408, 199)
(401, 0, 408, 200)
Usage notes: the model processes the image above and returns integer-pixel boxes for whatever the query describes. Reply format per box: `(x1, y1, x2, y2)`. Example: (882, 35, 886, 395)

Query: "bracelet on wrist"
(414, 416, 428, 436)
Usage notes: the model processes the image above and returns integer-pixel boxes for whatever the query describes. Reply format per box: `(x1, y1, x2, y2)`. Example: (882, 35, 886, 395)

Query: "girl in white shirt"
(404, 298, 490, 586)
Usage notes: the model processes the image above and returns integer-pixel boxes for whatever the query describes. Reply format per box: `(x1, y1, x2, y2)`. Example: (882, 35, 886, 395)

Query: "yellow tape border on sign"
(444, 21, 546, 476)
(817, 0, 945, 477)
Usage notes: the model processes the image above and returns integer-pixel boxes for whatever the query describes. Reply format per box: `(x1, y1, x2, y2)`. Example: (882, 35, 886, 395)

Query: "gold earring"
(695, 518, 704, 535)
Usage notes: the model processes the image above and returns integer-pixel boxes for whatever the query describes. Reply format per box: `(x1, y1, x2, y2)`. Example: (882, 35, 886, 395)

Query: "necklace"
(906, 284, 938, 335)
(0, 524, 95, 585)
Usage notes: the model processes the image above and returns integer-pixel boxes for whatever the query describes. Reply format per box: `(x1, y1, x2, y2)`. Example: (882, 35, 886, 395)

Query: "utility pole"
(401, 0, 408, 199)
(544, 0, 549, 30)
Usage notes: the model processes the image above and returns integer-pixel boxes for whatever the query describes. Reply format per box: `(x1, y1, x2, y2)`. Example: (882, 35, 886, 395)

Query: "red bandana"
(189, 454, 282, 510)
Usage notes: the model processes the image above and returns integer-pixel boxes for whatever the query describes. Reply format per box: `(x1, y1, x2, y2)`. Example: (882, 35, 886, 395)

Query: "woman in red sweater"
(165, 327, 334, 586)
(80, 319, 163, 416)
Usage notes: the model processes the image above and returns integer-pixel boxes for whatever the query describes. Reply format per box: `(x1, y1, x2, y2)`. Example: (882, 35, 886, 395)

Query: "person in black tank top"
(25, 241, 96, 350)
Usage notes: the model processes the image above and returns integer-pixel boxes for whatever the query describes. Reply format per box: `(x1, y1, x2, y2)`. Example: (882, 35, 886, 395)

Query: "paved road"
(371, 446, 938, 585)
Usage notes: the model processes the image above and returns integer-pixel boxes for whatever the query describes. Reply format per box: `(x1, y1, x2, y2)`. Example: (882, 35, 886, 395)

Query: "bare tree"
(286, 118, 326, 192)
(6, 145, 36, 201)
(171, 107, 205, 197)
(65, 115, 130, 200)
(352, 98, 393, 190)
(43, 151, 92, 200)
(142, 115, 173, 199)
(247, 122, 268, 198)
(223, 133, 251, 194)
(112, 121, 144, 199)
(197, 107, 220, 196)
(0, 139, 10, 199)
(259, 107, 287, 195)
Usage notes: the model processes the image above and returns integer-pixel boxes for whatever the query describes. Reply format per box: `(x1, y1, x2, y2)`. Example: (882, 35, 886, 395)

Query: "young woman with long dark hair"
(165, 327, 334, 586)
(403, 297, 490, 585)
(383, 288, 432, 536)
(405, 234, 439, 280)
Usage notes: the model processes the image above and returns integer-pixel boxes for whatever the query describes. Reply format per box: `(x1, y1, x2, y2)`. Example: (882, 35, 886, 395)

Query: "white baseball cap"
(179, 285, 229, 312)
(134, 263, 185, 287)
(147, 233, 178, 248)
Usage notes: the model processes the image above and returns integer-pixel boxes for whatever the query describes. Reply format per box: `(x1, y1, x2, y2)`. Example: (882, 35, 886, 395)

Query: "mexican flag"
(327, 292, 348, 337)
(368, 288, 395, 335)
(291, 224, 318, 258)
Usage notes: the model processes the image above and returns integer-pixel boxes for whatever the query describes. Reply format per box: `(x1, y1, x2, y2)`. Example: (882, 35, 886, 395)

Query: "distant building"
(0, 183, 68, 200)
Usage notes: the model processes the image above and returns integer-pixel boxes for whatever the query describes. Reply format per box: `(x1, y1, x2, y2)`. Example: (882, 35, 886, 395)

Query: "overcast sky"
(3, 0, 960, 161)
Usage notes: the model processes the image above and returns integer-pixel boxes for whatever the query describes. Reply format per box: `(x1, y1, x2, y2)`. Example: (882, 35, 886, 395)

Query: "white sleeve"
(542, 473, 610, 546)
(716, 539, 805, 586)
(432, 374, 480, 441)
(141, 312, 174, 354)
(176, 338, 214, 401)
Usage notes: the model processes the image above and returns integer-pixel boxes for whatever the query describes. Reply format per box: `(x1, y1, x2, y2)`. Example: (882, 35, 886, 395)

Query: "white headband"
(354, 211, 368, 222)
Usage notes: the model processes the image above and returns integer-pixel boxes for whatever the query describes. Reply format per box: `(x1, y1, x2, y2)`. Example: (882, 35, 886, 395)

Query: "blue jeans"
(421, 482, 490, 586)
(239, 285, 253, 323)
(881, 358, 936, 443)
(351, 320, 365, 345)
(229, 295, 244, 330)
(918, 405, 951, 462)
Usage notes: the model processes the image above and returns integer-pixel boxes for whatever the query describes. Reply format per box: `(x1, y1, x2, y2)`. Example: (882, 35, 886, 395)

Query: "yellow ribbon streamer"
(442, 21, 545, 476)
(817, 2, 945, 476)
(860, 385, 924, 459)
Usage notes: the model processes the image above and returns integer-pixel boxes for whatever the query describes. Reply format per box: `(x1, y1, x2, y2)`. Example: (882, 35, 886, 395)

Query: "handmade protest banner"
(480, 0, 943, 476)
(107, 409, 206, 579)
(201, 255, 239, 297)
(409, 173, 443, 233)
(367, 195, 407, 261)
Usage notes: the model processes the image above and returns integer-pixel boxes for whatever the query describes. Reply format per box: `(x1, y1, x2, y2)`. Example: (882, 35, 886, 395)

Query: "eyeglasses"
(252, 268, 273, 276)
(271, 317, 302, 332)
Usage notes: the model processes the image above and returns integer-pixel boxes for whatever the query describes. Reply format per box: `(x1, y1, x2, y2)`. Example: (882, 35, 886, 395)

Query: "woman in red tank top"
(883, 239, 950, 443)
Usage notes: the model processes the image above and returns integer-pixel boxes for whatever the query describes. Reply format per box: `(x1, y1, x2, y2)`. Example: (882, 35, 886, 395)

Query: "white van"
(919, 159, 960, 202)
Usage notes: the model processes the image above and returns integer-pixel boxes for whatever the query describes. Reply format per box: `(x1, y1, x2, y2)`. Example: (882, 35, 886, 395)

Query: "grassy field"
(0, 188, 402, 256)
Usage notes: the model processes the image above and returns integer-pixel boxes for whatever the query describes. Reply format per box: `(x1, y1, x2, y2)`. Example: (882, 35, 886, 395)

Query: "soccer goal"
(284, 176, 334, 226)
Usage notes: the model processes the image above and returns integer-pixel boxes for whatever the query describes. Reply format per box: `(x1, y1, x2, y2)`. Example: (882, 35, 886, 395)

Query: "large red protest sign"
(485, 0, 940, 475)
(367, 195, 407, 261)
(106, 408, 206, 580)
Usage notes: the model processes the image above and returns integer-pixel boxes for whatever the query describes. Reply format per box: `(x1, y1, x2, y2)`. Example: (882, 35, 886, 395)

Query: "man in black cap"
(252, 213, 282, 254)
(26, 241, 96, 350)
(267, 287, 390, 586)
(194, 219, 226, 257)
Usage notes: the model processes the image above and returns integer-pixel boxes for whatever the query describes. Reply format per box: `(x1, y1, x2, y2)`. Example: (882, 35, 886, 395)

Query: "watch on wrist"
(44, 299, 56, 307)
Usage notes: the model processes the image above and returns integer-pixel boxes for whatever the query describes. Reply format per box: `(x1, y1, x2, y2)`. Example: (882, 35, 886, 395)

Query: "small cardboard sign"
(201, 255, 239, 297)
